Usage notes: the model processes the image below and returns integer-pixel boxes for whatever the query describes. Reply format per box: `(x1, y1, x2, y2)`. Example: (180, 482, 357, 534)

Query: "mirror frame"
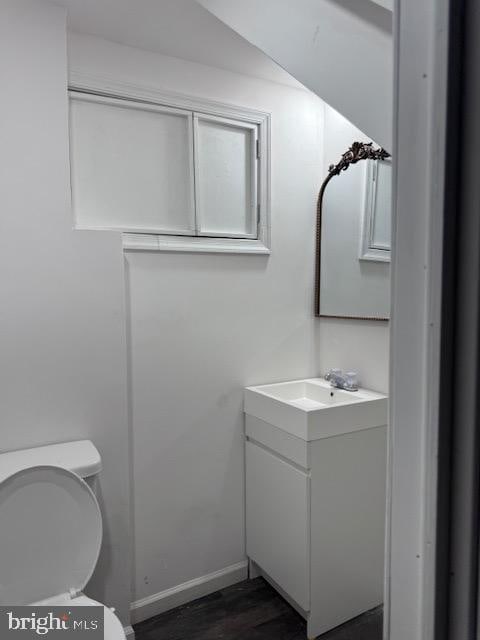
(314, 141, 391, 320)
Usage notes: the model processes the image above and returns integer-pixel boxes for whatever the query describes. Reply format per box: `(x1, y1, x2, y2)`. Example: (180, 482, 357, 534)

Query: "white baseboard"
(124, 625, 135, 639)
(130, 560, 248, 624)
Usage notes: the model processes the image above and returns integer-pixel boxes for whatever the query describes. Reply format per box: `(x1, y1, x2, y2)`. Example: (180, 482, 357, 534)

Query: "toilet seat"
(0, 465, 102, 605)
(0, 465, 126, 638)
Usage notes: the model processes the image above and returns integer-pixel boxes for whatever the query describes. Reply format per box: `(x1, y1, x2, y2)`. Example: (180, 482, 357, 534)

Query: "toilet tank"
(0, 440, 102, 484)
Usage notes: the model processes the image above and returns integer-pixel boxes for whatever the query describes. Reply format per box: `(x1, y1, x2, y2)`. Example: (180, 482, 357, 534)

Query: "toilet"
(0, 440, 126, 640)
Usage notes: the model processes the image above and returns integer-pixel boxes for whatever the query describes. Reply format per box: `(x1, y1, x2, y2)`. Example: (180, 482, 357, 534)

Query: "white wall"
(0, 1, 132, 626)
(196, 0, 393, 149)
(317, 319, 389, 393)
(68, 32, 325, 610)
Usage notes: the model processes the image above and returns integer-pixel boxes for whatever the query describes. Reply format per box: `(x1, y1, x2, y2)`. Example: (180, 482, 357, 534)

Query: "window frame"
(69, 92, 197, 236)
(359, 158, 392, 263)
(193, 112, 259, 240)
(68, 72, 271, 255)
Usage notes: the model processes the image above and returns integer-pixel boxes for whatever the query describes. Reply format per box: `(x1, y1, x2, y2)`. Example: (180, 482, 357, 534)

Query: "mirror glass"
(318, 150, 392, 320)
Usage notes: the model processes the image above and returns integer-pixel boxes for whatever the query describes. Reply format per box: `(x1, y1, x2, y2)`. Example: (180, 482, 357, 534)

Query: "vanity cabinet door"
(246, 440, 310, 610)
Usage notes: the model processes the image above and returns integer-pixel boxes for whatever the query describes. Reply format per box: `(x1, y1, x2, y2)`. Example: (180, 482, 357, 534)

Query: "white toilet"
(0, 440, 126, 640)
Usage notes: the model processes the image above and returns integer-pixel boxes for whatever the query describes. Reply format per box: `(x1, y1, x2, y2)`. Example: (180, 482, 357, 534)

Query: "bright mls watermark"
(0, 607, 104, 638)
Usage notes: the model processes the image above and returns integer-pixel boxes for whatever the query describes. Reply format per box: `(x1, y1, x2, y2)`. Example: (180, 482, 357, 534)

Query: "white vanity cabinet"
(244, 379, 387, 639)
(246, 437, 310, 610)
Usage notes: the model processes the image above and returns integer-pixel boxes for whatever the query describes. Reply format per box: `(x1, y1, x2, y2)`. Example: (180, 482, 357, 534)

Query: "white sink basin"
(244, 378, 388, 441)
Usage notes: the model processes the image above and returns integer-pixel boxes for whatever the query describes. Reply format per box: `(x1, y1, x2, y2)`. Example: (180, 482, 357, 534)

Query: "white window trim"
(68, 70, 271, 255)
(193, 112, 259, 240)
(69, 91, 197, 236)
(359, 158, 392, 263)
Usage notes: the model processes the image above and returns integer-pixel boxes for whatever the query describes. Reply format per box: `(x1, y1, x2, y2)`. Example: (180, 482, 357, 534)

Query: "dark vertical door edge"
(436, 0, 480, 638)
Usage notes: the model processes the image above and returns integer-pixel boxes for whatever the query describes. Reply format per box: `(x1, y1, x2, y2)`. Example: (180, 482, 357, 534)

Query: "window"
(359, 158, 392, 263)
(68, 83, 270, 254)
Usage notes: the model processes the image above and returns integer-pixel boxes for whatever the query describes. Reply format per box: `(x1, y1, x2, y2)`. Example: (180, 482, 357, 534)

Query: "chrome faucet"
(324, 369, 359, 392)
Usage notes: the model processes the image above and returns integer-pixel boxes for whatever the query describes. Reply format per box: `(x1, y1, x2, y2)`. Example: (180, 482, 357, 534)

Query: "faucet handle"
(344, 371, 359, 391)
(324, 368, 342, 381)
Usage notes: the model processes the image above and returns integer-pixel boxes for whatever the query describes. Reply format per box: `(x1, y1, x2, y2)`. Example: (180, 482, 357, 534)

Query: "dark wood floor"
(133, 578, 383, 640)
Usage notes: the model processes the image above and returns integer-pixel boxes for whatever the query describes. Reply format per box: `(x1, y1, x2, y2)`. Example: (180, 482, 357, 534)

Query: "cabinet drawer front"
(245, 415, 310, 469)
(246, 441, 310, 610)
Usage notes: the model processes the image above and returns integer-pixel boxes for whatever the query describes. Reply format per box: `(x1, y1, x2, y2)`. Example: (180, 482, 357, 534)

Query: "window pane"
(70, 96, 195, 234)
(371, 160, 392, 250)
(195, 116, 257, 238)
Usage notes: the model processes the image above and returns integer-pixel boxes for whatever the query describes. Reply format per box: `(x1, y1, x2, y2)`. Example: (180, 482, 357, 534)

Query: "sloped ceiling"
(54, 0, 302, 88)
(196, 0, 393, 149)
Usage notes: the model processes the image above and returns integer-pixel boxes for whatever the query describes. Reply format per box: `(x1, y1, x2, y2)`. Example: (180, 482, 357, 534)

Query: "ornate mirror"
(315, 141, 392, 320)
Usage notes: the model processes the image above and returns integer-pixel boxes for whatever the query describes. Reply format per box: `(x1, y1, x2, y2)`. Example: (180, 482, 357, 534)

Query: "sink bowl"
(244, 378, 387, 441)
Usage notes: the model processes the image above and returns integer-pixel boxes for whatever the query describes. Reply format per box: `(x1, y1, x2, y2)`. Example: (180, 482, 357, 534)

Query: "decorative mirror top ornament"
(327, 141, 390, 177)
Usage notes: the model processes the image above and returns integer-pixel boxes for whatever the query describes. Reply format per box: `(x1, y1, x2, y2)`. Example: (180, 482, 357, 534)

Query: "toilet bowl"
(0, 441, 126, 640)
